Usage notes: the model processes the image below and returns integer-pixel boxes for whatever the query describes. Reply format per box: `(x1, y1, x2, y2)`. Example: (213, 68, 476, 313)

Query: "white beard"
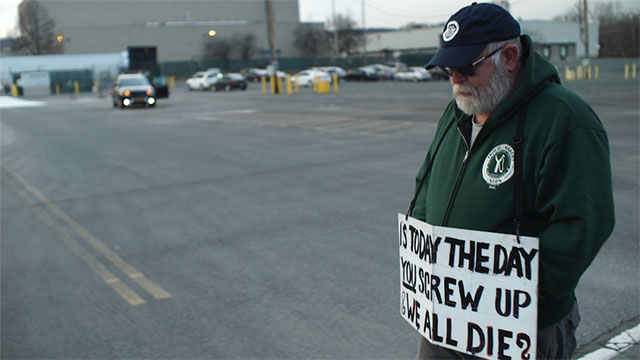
(453, 61, 513, 116)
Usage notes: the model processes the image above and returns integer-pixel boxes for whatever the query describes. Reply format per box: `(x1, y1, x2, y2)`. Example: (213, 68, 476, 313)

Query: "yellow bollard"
(261, 75, 267, 94)
(576, 65, 583, 80)
(294, 74, 299, 93)
(595, 65, 599, 80)
(56, 83, 61, 95)
(625, 64, 630, 80)
(11, 84, 19, 97)
(168, 76, 175, 88)
(74, 80, 79, 95)
(633, 64, 637, 80)
(313, 77, 319, 93)
(286, 74, 292, 95)
(270, 75, 276, 94)
(277, 75, 283, 94)
(564, 67, 575, 81)
(333, 73, 339, 93)
(317, 81, 330, 94)
(587, 66, 592, 80)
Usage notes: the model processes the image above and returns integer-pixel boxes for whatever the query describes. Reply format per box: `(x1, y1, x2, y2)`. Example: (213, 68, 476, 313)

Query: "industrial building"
(365, 20, 600, 63)
(34, 0, 304, 62)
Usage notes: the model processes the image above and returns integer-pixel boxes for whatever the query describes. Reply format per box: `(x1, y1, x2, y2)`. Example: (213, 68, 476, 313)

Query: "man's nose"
(449, 70, 467, 84)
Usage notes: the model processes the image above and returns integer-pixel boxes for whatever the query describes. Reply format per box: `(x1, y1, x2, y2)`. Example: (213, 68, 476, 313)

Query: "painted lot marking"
(578, 323, 640, 360)
(1, 164, 171, 305)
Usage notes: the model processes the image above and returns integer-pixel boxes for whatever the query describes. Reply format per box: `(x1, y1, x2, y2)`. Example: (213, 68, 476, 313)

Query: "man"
(410, 3, 615, 359)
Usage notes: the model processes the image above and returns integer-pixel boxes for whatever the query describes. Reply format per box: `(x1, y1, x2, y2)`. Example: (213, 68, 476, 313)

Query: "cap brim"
(425, 43, 486, 69)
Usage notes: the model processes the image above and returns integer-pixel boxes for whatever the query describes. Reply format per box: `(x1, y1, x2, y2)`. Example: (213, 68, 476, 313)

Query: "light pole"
(362, 0, 367, 66)
(332, 0, 339, 58)
(265, 0, 279, 93)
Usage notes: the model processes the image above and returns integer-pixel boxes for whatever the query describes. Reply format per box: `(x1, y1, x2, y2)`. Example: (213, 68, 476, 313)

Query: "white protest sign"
(398, 214, 539, 360)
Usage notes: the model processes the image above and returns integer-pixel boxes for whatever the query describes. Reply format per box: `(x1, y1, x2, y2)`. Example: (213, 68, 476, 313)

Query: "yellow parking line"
(2, 164, 171, 301)
(4, 175, 145, 306)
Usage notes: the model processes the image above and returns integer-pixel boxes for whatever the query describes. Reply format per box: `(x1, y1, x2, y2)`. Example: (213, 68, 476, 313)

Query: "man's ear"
(502, 44, 520, 72)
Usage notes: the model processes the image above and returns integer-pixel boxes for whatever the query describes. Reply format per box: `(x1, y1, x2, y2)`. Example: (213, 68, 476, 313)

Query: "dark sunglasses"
(439, 45, 506, 77)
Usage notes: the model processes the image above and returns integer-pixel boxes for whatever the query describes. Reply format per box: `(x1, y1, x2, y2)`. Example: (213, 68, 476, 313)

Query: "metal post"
(265, 0, 279, 93)
(362, 0, 367, 66)
(583, 0, 589, 59)
(332, 0, 339, 58)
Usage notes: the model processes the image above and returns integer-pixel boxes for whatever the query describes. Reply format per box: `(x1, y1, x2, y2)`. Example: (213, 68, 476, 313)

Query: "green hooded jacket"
(412, 35, 615, 328)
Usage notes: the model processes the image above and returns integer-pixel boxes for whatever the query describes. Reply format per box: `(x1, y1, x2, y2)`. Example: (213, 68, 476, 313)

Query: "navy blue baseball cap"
(426, 2, 520, 69)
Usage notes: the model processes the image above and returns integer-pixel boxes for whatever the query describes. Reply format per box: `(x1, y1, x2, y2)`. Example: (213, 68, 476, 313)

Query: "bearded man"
(409, 3, 615, 359)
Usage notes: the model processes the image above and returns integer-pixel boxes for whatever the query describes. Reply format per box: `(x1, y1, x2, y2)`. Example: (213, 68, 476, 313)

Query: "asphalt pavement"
(1, 77, 638, 359)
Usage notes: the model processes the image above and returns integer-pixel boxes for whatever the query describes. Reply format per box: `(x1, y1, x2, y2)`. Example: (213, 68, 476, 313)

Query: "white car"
(313, 66, 346, 79)
(394, 67, 432, 82)
(186, 70, 221, 90)
(291, 69, 332, 87)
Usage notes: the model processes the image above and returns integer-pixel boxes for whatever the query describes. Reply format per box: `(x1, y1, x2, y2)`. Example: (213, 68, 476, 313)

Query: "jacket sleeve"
(535, 127, 615, 300)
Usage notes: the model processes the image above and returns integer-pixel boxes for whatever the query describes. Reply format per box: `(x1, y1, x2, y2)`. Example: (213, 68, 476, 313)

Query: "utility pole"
(583, 0, 589, 59)
(362, 0, 367, 66)
(265, 0, 279, 93)
(332, 0, 339, 58)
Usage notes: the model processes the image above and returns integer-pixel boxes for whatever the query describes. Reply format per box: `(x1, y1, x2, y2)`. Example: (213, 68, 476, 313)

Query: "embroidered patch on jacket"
(482, 144, 515, 188)
(442, 21, 459, 42)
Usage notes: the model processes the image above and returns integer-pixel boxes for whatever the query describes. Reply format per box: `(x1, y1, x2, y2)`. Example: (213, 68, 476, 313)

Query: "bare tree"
(327, 13, 364, 56)
(16, 0, 62, 55)
(293, 24, 328, 57)
(203, 38, 235, 60)
(235, 33, 257, 61)
(554, 0, 639, 57)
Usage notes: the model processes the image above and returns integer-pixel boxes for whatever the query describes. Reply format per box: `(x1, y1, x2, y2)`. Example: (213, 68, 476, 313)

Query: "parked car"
(394, 67, 432, 81)
(427, 66, 450, 81)
(240, 68, 269, 82)
(151, 74, 169, 98)
(111, 73, 156, 108)
(385, 62, 408, 73)
(185, 70, 221, 90)
(344, 67, 378, 81)
(291, 69, 332, 87)
(366, 64, 395, 79)
(213, 73, 248, 91)
(312, 66, 346, 80)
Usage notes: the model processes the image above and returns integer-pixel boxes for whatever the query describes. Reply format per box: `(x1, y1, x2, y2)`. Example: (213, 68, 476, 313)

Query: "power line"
(366, 1, 455, 20)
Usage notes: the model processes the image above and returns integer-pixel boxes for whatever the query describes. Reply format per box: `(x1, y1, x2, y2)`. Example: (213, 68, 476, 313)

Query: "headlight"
(147, 97, 155, 105)
(146, 89, 153, 95)
(123, 98, 131, 106)
(124, 90, 131, 96)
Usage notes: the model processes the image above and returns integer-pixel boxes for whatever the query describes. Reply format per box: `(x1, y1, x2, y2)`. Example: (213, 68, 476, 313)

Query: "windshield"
(118, 77, 149, 86)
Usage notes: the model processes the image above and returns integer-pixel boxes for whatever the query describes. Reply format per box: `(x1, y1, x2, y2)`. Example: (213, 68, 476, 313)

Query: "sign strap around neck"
(513, 104, 528, 243)
(406, 118, 456, 219)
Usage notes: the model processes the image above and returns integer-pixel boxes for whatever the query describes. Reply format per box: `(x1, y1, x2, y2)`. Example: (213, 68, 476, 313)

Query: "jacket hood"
(453, 35, 561, 130)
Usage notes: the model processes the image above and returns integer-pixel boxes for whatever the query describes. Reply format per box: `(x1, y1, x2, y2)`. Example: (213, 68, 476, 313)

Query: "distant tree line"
(554, 0, 639, 57)
(292, 13, 364, 58)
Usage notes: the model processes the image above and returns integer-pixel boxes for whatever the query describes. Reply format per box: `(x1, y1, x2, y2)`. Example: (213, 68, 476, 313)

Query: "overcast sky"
(1, 0, 638, 38)
(299, 0, 639, 28)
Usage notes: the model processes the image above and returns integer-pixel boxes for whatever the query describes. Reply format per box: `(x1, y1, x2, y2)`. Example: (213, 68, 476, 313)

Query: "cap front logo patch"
(442, 21, 459, 42)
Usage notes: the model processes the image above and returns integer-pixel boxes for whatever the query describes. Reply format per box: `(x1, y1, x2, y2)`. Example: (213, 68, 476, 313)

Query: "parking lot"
(1, 78, 638, 359)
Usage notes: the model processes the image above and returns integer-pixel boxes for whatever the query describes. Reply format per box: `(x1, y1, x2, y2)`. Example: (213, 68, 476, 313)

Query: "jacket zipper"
(441, 124, 470, 226)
